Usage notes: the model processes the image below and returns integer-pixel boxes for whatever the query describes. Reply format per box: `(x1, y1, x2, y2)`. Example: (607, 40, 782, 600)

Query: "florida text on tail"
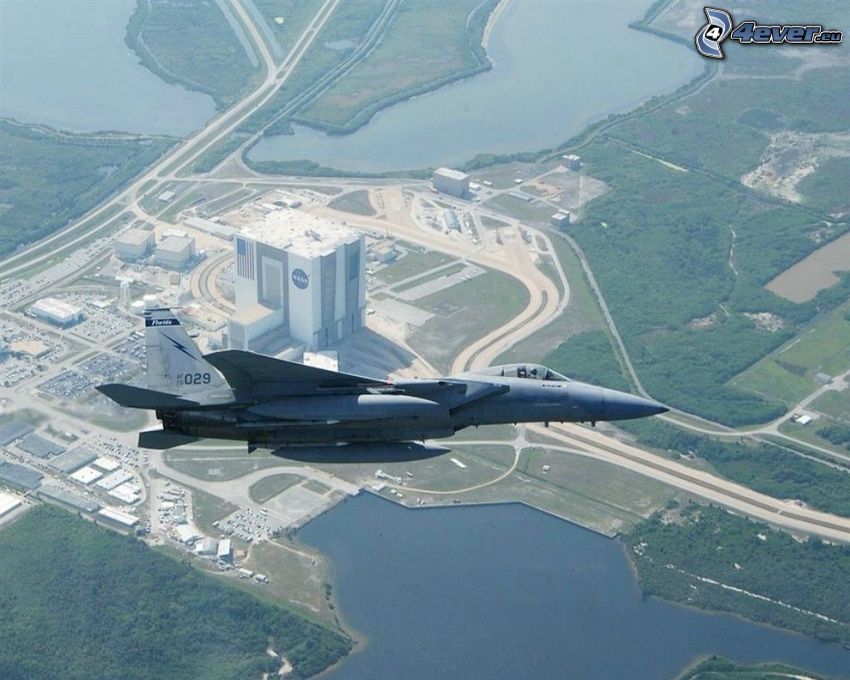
(97, 309, 667, 454)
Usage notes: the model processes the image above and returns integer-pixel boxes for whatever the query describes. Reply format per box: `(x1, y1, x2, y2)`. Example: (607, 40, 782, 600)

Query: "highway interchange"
(3, 0, 850, 546)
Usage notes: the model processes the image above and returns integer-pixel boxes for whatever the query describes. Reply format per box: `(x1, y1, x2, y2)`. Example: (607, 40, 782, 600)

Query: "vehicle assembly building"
(229, 210, 365, 351)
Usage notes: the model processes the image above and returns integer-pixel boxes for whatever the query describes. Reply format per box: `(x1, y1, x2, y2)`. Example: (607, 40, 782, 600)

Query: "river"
(248, 0, 704, 173)
(0, 0, 215, 136)
(298, 495, 850, 679)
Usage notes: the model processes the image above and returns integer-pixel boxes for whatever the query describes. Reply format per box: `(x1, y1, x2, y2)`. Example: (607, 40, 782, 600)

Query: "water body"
(249, 0, 704, 173)
(298, 495, 850, 679)
(0, 0, 215, 135)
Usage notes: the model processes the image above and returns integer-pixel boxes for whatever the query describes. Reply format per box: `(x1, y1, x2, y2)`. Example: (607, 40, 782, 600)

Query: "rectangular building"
(98, 507, 138, 528)
(155, 236, 195, 270)
(433, 167, 469, 198)
(0, 462, 42, 491)
(50, 446, 98, 474)
(0, 491, 22, 517)
(18, 433, 65, 459)
(231, 210, 365, 351)
(29, 297, 84, 327)
(114, 229, 154, 260)
(550, 212, 571, 229)
(70, 466, 103, 485)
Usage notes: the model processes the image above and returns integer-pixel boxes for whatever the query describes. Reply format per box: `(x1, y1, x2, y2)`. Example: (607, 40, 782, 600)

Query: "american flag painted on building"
(236, 238, 254, 280)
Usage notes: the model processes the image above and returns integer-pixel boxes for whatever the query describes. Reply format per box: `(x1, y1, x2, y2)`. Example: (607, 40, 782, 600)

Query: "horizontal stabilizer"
(138, 428, 200, 450)
(204, 350, 388, 397)
(96, 384, 200, 410)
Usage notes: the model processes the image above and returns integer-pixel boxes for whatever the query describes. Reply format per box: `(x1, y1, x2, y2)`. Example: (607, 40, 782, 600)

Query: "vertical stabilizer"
(144, 308, 231, 402)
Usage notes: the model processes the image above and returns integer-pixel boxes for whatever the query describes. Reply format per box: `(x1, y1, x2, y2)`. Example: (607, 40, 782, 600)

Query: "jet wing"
(204, 350, 389, 398)
(449, 380, 510, 412)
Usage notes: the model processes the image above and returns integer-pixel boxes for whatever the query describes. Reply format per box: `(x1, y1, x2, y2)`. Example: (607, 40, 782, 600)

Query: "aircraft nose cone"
(602, 390, 668, 420)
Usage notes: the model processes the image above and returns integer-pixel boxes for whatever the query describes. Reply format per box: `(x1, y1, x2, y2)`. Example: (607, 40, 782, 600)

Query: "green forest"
(0, 506, 350, 679)
(625, 503, 850, 645)
(0, 120, 173, 258)
(569, 136, 850, 426)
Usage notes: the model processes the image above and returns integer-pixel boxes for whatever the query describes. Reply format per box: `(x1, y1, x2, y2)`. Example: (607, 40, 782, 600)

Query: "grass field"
(248, 473, 303, 504)
(0, 120, 173, 259)
(733, 304, 850, 405)
(164, 448, 291, 481)
(298, 0, 496, 131)
(191, 487, 239, 537)
(251, 0, 326, 57)
(484, 192, 557, 223)
(392, 262, 467, 292)
(811, 389, 850, 423)
(408, 270, 530, 372)
(376, 248, 454, 283)
(243, 539, 336, 626)
(327, 189, 376, 216)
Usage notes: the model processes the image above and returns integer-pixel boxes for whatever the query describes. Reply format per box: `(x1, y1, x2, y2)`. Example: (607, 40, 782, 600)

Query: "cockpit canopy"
(475, 363, 570, 382)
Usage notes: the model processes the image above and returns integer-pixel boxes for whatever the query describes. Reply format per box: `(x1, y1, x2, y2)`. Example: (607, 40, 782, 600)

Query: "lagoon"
(248, 0, 703, 173)
(299, 495, 850, 679)
(0, 0, 215, 136)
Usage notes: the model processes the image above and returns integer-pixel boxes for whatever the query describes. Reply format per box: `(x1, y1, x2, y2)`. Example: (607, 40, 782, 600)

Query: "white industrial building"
(433, 167, 470, 198)
(229, 210, 365, 351)
(155, 236, 195, 270)
(70, 466, 103, 485)
(0, 491, 22, 518)
(114, 229, 154, 260)
(562, 154, 582, 170)
(217, 538, 233, 563)
(29, 297, 84, 327)
(98, 507, 138, 528)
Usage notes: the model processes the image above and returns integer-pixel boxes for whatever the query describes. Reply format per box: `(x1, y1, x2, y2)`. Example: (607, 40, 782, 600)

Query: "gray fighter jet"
(98, 309, 666, 454)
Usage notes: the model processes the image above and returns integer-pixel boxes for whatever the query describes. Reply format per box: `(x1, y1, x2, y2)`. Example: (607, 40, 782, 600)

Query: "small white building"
(217, 538, 233, 563)
(175, 524, 200, 544)
(550, 212, 571, 229)
(562, 154, 582, 170)
(195, 537, 218, 555)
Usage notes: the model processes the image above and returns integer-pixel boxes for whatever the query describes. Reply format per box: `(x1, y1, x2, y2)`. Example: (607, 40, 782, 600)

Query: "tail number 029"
(178, 373, 212, 386)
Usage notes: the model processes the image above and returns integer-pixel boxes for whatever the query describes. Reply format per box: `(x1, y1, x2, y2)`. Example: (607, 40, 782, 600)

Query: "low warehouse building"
(29, 298, 83, 327)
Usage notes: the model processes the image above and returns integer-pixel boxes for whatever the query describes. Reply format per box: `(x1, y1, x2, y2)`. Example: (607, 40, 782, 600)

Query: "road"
(0, 0, 340, 280)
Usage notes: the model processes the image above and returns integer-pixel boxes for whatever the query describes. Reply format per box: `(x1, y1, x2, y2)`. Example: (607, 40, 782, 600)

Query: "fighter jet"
(97, 309, 667, 454)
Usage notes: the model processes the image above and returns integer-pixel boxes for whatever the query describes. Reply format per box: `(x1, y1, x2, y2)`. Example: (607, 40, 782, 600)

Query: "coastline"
(243, 0, 715, 177)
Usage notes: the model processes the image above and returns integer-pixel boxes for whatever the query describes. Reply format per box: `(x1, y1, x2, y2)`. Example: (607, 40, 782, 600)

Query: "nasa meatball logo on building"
(291, 268, 310, 290)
